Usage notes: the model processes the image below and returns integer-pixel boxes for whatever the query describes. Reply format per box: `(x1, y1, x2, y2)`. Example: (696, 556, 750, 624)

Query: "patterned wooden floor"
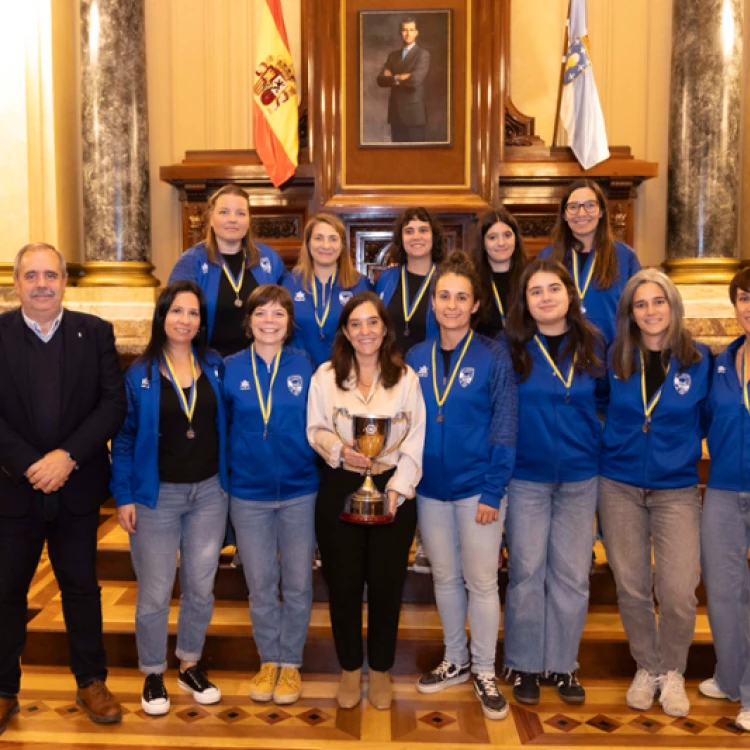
(4, 667, 750, 749)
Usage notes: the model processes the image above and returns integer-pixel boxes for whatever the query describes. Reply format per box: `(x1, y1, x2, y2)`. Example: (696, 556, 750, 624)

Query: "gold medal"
(221, 256, 246, 308)
(312, 269, 337, 340)
(163, 351, 198, 439)
(534, 335, 575, 400)
(572, 250, 596, 312)
(401, 264, 435, 333)
(640, 349, 670, 432)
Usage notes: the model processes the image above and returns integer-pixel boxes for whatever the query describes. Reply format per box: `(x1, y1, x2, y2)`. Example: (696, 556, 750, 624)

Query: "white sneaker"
(698, 677, 730, 700)
(626, 668, 659, 711)
(735, 709, 750, 732)
(658, 671, 690, 718)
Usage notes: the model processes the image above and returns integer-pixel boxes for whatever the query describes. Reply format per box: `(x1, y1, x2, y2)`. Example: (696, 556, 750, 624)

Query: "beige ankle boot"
(337, 669, 362, 709)
(368, 669, 392, 710)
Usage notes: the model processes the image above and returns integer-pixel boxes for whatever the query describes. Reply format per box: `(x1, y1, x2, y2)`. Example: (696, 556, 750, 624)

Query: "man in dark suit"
(0, 243, 127, 734)
(376, 16, 431, 142)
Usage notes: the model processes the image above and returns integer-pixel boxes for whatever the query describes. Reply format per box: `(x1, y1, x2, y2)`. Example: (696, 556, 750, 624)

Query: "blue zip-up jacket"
(281, 270, 373, 368)
(512, 334, 605, 483)
(406, 332, 517, 508)
(375, 265, 439, 340)
(600, 343, 712, 489)
(110, 352, 229, 507)
(539, 241, 640, 345)
(224, 345, 319, 501)
(706, 336, 750, 491)
(168, 241, 285, 341)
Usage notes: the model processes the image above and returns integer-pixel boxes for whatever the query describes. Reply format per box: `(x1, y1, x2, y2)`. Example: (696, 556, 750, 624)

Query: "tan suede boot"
(368, 669, 392, 710)
(337, 669, 362, 709)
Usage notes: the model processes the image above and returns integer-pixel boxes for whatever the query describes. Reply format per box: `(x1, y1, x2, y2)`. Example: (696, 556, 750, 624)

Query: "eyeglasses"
(565, 200, 600, 216)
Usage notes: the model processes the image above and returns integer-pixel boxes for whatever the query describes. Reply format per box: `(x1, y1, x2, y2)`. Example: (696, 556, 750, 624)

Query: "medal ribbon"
(163, 351, 198, 427)
(640, 349, 671, 425)
(221, 257, 245, 299)
(572, 250, 596, 305)
(534, 335, 575, 390)
(311, 268, 337, 333)
(431, 331, 474, 412)
(491, 280, 505, 321)
(251, 344, 282, 438)
(401, 265, 435, 324)
(742, 342, 750, 413)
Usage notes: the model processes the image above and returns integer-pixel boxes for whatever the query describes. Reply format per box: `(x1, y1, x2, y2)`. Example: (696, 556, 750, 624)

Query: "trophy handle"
(377, 411, 412, 460)
(332, 407, 352, 446)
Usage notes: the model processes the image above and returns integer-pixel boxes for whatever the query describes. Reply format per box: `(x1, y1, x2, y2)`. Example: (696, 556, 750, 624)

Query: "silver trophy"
(332, 409, 412, 524)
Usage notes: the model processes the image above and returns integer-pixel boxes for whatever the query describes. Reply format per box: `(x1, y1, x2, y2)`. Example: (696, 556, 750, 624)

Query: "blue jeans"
(129, 475, 228, 674)
(417, 493, 506, 675)
(230, 493, 316, 668)
(702, 488, 750, 706)
(504, 477, 598, 673)
(599, 476, 701, 675)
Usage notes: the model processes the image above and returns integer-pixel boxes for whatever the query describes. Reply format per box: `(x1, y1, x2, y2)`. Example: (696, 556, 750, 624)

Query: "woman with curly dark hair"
(375, 207, 446, 354)
(306, 291, 426, 711)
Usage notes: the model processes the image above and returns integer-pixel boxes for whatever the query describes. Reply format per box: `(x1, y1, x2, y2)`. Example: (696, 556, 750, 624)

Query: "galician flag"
(253, 0, 298, 187)
(559, 0, 610, 170)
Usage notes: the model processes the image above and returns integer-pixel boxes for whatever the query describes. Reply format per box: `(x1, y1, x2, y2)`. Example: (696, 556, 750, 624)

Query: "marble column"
(665, 0, 744, 283)
(79, 0, 157, 286)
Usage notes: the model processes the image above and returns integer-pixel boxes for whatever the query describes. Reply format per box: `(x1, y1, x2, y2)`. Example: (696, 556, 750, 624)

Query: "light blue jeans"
(417, 493, 506, 675)
(702, 488, 750, 706)
(598, 476, 701, 675)
(129, 475, 228, 674)
(504, 477, 598, 674)
(230, 493, 316, 668)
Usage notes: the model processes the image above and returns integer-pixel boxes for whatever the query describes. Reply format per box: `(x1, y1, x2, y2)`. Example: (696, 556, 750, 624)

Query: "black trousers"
(0, 495, 106, 696)
(315, 466, 417, 672)
(391, 123, 426, 143)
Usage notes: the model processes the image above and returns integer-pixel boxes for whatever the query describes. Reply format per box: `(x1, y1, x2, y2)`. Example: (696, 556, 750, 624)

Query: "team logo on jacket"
(339, 291, 353, 305)
(459, 367, 475, 387)
(141, 377, 150, 389)
(260, 257, 271, 274)
(417, 365, 428, 378)
(240, 379, 251, 391)
(673, 373, 691, 395)
(294, 291, 306, 302)
(287, 375, 303, 396)
(201, 262, 209, 274)
(717, 365, 727, 374)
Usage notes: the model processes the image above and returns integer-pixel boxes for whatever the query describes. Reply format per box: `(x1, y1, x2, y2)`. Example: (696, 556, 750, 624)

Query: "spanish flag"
(253, 0, 298, 187)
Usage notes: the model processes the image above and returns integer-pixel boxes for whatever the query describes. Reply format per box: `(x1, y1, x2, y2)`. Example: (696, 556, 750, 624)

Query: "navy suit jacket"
(0, 308, 126, 517)
(376, 44, 431, 127)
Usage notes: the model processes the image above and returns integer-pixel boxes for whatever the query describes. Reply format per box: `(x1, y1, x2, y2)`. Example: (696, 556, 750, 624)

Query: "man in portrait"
(376, 16, 431, 143)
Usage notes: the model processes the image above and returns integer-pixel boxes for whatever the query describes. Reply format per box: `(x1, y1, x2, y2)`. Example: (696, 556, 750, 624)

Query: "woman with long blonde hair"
(283, 213, 372, 366)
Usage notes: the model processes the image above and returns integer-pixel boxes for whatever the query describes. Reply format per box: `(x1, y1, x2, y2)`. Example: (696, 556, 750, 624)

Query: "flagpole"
(552, 0, 572, 147)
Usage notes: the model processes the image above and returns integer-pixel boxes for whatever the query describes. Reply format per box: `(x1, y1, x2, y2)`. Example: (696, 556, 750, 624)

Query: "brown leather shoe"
(0, 697, 20, 736)
(76, 680, 122, 724)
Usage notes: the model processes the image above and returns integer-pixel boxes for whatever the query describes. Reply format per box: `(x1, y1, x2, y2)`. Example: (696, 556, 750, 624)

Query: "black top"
(440, 348, 454, 383)
(387, 269, 430, 355)
(158, 372, 219, 483)
(644, 349, 670, 404)
(212, 251, 258, 358)
(541, 332, 566, 364)
(25, 323, 64, 453)
(477, 271, 512, 338)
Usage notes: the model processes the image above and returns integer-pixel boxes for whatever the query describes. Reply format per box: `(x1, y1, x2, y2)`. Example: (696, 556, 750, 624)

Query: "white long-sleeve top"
(306, 362, 426, 500)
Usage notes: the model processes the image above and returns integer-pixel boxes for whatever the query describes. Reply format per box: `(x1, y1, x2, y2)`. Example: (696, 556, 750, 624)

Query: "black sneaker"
(473, 673, 509, 720)
(550, 671, 585, 704)
(177, 665, 221, 705)
(512, 671, 540, 705)
(416, 659, 471, 694)
(141, 673, 170, 716)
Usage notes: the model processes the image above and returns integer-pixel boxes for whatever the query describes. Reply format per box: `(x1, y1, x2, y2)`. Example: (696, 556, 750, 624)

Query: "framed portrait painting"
(359, 9, 452, 147)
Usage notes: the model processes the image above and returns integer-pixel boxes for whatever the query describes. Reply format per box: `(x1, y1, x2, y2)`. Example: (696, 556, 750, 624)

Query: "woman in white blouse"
(307, 290, 426, 711)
